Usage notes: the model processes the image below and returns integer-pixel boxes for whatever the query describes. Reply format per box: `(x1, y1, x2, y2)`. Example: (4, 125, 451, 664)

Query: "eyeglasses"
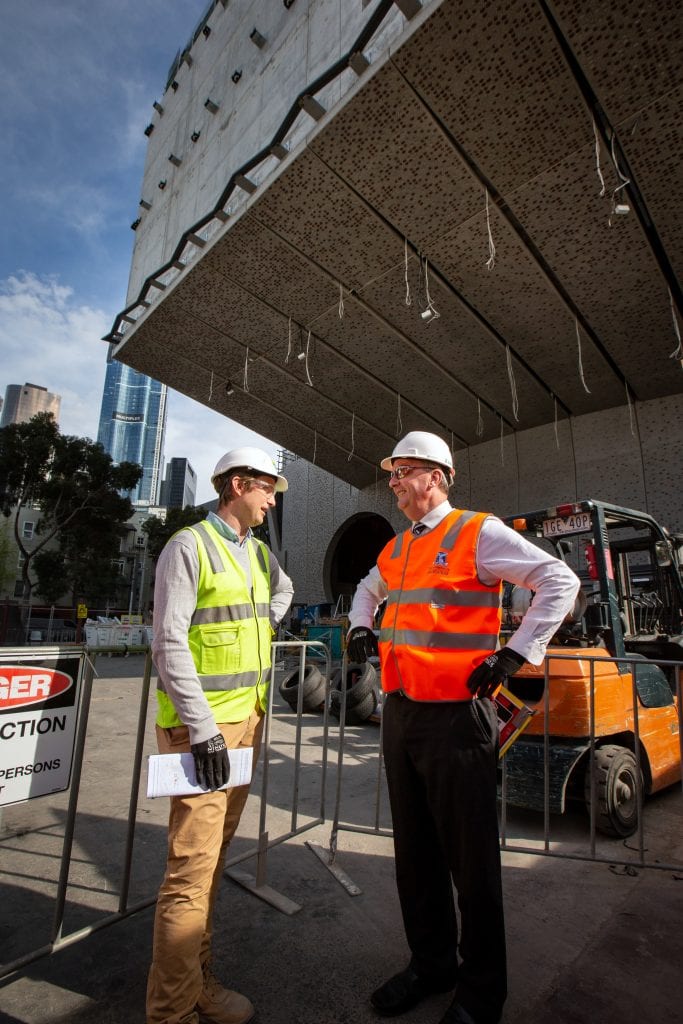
(388, 465, 434, 481)
(244, 477, 276, 496)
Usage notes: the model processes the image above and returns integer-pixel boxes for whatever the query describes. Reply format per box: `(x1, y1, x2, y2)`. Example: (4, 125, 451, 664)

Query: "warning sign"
(0, 651, 85, 807)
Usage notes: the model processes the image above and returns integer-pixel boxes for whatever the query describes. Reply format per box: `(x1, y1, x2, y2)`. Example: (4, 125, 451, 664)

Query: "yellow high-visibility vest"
(156, 519, 272, 727)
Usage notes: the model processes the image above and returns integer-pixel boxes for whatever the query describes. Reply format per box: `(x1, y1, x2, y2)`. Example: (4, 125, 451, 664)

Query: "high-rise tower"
(97, 345, 167, 506)
(1, 383, 61, 427)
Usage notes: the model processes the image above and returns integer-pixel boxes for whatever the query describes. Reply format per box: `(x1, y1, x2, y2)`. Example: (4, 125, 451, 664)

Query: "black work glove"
(467, 647, 526, 700)
(190, 732, 230, 791)
(346, 626, 379, 663)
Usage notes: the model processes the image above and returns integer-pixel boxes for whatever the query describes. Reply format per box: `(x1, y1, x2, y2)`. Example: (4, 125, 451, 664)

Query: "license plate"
(542, 512, 592, 537)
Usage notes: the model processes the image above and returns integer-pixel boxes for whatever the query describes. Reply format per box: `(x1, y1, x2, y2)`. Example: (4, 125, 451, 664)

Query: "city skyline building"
(97, 346, 167, 506)
(160, 456, 197, 509)
(1, 382, 61, 428)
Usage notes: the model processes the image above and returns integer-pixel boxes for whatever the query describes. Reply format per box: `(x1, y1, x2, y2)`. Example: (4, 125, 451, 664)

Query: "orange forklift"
(500, 499, 682, 837)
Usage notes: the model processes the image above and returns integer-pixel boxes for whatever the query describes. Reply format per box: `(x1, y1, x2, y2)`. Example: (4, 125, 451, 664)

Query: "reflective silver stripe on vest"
(389, 532, 405, 559)
(190, 603, 270, 625)
(385, 588, 500, 608)
(192, 521, 226, 572)
(379, 628, 498, 650)
(252, 540, 268, 574)
(441, 510, 478, 550)
(157, 668, 261, 694)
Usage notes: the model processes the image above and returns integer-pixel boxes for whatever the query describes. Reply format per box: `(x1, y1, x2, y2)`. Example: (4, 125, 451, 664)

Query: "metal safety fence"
(0, 640, 332, 980)
(1, 643, 681, 982)
(324, 650, 683, 885)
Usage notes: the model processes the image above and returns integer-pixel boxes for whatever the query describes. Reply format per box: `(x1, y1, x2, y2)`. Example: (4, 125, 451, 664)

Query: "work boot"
(196, 970, 254, 1024)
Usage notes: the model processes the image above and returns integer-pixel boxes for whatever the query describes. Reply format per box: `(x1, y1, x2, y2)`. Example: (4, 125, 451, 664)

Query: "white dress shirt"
(348, 500, 580, 665)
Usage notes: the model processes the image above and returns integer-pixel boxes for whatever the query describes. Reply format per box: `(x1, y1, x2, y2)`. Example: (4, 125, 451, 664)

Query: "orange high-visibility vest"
(377, 509, 502, 700)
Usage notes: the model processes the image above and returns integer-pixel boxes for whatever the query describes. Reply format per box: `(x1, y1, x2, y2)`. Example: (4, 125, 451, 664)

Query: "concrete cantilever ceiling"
(108, 0, 682, 490)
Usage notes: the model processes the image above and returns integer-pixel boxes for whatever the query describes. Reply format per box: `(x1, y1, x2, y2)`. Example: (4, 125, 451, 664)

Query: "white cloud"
(0, 270, 282, 504)
(0, 270, 109, 440)
(163, 391, 279, 506)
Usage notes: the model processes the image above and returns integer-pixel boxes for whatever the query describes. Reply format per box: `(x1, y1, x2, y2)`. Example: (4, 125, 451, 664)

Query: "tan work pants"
(146, 705, 264, 1024)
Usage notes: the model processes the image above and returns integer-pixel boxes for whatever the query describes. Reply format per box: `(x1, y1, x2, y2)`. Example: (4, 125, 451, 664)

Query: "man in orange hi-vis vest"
(347, 431, 579, 1024)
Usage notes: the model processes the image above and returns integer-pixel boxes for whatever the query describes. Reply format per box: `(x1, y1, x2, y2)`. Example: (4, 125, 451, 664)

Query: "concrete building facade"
(0, 383, 61, 428)
(105, 0, 682, 606)
(279, 392, 683, 608)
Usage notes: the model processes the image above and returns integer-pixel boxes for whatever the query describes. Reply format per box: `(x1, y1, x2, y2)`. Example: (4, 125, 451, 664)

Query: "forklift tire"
(585, 745, 641, 838)
(279, 663, 326, 713)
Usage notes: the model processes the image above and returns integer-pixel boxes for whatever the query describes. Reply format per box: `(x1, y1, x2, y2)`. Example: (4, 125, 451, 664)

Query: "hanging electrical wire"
(608, 131, 631, 223)
(553, 394, 560, 450)
(243, 346, 250, 393)
(208, 370, 214, 403)
(485, 189, 496, 271)
(499, 416, 505, 466)
(669, 289, 682, 362)
(625, 382, 636, 438)
(404, 238, 412, 306)
(591, 119, 606, 197)
(312, 429, 317, 465)
(575, 319, 591, 393)
(506, 345, 519, 421)
(420, 257, 440, 322)
(286, 317, 292, 363)
(396, 393, 403, 436)
(476, 398, 484, 437)
(338, 282, 345, 320)
(304, 329, 314, 386)
(348, 410, 355, 461)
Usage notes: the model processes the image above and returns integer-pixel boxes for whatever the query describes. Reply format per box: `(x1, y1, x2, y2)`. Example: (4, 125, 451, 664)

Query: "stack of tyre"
(278, 663, 327, 713)
(329, 661, 379, 725)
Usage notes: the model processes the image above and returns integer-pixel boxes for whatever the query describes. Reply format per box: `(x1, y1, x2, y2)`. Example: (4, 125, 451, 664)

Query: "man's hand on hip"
(347, 626, 379, 663)
(191, 732, 230, 790)
(466, 648, 526, 700)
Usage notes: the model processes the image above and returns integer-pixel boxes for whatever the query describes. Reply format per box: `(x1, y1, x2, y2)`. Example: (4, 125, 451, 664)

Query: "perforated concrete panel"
(113, 0, 682, 495)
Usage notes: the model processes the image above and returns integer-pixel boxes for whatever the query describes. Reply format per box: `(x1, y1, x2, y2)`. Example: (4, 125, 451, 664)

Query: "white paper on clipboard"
(146, 748, 253, 798)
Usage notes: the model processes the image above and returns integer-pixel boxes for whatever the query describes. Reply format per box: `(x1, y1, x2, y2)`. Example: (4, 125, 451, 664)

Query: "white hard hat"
(211, 446, 288, 492)
(380, 431, 454, 476)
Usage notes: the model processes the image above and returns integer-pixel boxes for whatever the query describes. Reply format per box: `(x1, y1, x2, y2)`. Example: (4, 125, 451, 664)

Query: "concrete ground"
(0, 653, 681, 1024)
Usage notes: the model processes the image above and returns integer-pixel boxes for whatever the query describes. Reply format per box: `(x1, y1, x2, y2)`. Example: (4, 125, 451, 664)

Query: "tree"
(143, 505, 206, 561)
(0, 412, 142, 611)
(0, 518, 13, 596)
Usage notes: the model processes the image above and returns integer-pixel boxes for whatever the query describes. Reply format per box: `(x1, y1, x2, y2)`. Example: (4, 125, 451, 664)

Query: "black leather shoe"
(439, 1000, 479, 1024)
(371, 966, 456, 1016)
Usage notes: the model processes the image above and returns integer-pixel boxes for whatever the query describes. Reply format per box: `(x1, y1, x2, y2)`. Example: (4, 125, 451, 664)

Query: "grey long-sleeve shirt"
(151, 512, 294, 745)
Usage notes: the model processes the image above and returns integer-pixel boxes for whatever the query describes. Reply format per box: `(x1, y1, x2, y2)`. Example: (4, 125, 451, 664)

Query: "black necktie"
(412, 522, 427, 536)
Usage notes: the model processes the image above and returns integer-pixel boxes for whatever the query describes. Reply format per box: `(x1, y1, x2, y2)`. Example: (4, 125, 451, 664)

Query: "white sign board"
(0, 650, 85, 807)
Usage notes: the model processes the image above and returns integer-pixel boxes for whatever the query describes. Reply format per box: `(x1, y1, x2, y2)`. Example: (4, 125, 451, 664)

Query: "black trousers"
(382, 693, 507, 1024)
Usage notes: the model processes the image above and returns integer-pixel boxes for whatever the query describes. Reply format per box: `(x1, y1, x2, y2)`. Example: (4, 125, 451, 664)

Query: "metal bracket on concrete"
(225, 830, 301, 916)
(305, 840, 363, 897)
(226, 867, 302, 916)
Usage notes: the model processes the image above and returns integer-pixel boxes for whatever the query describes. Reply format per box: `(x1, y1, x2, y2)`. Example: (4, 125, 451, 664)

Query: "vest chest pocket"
(197, 623, 242, 675)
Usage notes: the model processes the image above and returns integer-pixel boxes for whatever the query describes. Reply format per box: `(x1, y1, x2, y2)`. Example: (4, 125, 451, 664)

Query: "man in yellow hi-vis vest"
(147, 447, 293, 1024)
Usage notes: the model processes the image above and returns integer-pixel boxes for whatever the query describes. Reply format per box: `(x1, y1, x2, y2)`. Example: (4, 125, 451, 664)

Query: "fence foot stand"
(226, 832, 301, 916)
(306, 840, 363, 896)
(227, 868, 302, 915)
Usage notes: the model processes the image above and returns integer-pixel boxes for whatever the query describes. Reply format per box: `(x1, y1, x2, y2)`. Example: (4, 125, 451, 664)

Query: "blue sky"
(0, 0, 277, 503)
